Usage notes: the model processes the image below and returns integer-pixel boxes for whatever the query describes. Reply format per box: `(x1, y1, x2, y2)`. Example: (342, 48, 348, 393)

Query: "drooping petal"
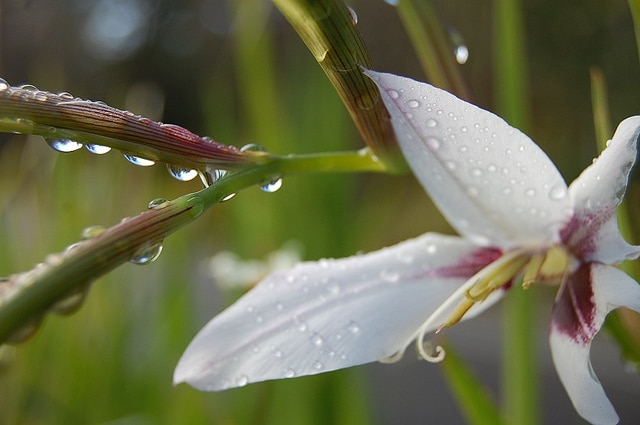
(365, 70, 571, 248)
(563, 116, 640, 264)
(174, 233, 501, 391)
(550, 263, 640, 424)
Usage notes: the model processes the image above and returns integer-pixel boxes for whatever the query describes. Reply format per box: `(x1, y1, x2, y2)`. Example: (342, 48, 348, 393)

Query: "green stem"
(493, 0, 538, 424)
(0, 149, 385, 344)
(272, 0, 407, 172)
(396, 0, 471, 99)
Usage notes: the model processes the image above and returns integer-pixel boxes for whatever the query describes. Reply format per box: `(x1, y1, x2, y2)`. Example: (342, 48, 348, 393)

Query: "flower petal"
(563, 116, 640, 263)
(174, 233, 500, 391)
(365, 70, 571, 248)
(550, 263, 640, 424)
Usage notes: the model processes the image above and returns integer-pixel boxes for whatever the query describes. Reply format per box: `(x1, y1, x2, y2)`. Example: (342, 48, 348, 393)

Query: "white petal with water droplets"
(174, 233, 496, 391)
(565, 116, 640, 263)
(365, 70, 571, 248)
(550, 264, 640, 425)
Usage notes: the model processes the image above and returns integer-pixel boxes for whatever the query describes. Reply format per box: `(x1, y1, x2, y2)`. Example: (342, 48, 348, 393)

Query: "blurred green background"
(0, 0, 639, 423)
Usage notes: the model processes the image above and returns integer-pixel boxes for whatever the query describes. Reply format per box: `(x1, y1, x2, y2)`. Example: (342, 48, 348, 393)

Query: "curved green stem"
(0, 149, 386, 344)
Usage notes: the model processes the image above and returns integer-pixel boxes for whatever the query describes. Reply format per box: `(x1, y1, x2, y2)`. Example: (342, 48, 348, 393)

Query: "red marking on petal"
(552, 264, 597, 344)
(560, 208, 614, 261)
(434, 247, 502, 279)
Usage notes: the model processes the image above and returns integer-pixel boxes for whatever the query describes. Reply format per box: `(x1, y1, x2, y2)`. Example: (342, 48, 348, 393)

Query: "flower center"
(441, 245, 573, 330)
(410, 245, 575, 363)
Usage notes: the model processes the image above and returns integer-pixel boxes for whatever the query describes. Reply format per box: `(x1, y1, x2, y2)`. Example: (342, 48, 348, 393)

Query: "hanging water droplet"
(0, 78, 9, 91)
(85, 144, 111, 154)
(51, 283, 90, 315)
(454, 45, 469, 64)
(46, 138, 83, 153)
(260, 176, 283, 193)
(123, 154, 155, 167)
(167, 164, 198, 181)
(130, 242, 164, 265)
(347, 6, 358, 24)
(81, 225, 106, 240)
(148, 198, 169, 209)
(6, 317, 43, 344)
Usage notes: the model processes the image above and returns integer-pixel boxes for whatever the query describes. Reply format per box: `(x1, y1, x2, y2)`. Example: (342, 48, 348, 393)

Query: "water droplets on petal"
(426, 118, 438, 128)
(85, 144, 112, 154)
(123, 154, 155, 167)
(407, 99, 420, 108)
(549, 184, 567, 201)
(46, 138, 83, 153)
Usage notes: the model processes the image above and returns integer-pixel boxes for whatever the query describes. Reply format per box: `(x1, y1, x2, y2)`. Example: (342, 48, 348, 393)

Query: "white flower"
(174, 70, 640, 425)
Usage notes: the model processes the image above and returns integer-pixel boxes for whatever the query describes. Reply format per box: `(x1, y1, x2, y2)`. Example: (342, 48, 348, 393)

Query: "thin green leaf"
(441, 347, 505, 425)
(272, 0, 406, 172)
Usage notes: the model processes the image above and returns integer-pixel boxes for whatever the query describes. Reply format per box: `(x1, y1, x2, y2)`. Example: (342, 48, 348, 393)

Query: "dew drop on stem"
(45, 138, 83, 153)
(123, 154, 155, 167)
(85, 144, 111, 154)
(167, 164, 198, 182)
(130, 242, 164, 265)
(260, 176, 283, 193)
(148, 198, 169, 209)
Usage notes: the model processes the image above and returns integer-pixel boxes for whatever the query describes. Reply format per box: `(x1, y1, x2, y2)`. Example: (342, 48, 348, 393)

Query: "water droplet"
(240, 143, 267, 153)
(260, 176, 283, 193)
(466, 186, 479, 197)
(454, 45, 469, 64)
(130, 242, 163, 265)
(81, 225, 105, 239)
(148, 198, 169, 209)
(445, 161, 456, 171)
(51, 283, 90, 315)
(0, 78, 9, 91)
(283, 368, 296, 378)
(605, 139, 612, 148)
(123, 154, 155, 167)
(20, 84, 37, 91)
(46, 138, 83, 153)
(407, 99, 420, 108)
(310, 333, 324, 346)
(549, 184, 567, 201)
(85, 144, 111, 154)
(221, 193, 236, 202)
(426, 118, 438, 128)
(57, 91, 74, 100)
(426, 137, 440, 151)
(380, 269, 400, 283)
(313, 361, 324, 370)
(297, 321, 308, 332)
(236, 375, 249, 387)
(524, 188, 536, 197)
(347, 321, 360, 334)
(387, 89, 399, 99)
(470, 168, 483, 177)
(347, 6, 358, 24)
(487, 164, 497, 172)
(167, 164, 198, 181)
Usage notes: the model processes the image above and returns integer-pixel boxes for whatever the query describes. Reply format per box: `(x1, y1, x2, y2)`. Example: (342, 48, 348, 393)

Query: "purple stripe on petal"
(560, 207, 614, 261)
(434, 247, 502, 279)
(552, 264, 597, 344)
